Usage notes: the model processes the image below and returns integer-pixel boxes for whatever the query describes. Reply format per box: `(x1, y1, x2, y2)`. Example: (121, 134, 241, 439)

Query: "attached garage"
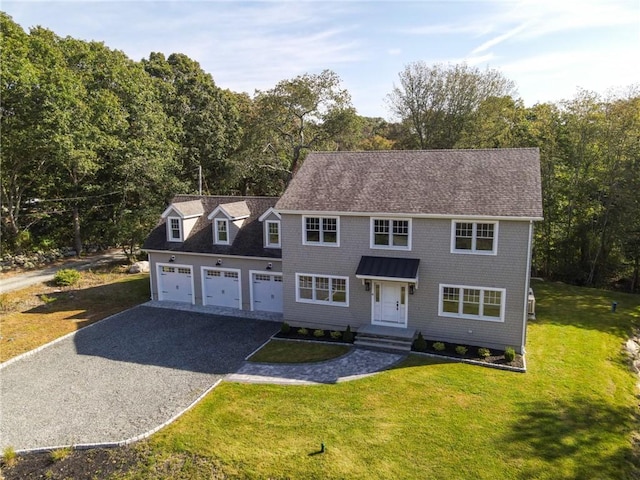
(202, 268, 241, 309)
(251, 272, 283, 313)
(158, 264, 194, 303)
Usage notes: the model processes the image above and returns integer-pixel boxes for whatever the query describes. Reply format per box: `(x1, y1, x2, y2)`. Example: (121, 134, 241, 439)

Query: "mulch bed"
(1, 446, 145, 480)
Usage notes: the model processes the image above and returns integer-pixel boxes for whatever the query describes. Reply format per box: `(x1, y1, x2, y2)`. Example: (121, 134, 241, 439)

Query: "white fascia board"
(258, 207, 281, 222)
(277, 209, 542, 222)
(355, 274, 418, 284)
(145, 249, 283, 262)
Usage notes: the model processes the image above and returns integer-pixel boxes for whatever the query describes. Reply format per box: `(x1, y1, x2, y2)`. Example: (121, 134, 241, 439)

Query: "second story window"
(168, 217, 182, 242)
(266, 220, 281, 248)
(452, 221, 498, 254)
(371, 218, 411, 250)
(215, 219, 229, 245)
(303, 216, 339, 246)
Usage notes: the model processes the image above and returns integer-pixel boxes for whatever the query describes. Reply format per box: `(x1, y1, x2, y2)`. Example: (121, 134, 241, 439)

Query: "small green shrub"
(53, 269, 81, 286)
(2, 446, 17, 467)
(413, 332, 427, 352)
(455, 345, 468, 356)
(313, 329, 325, 338)
(343, 325, 354, 343)
(330, 331, 342, 340)
(280, 322, 291, 334)
(297, 328, 309, 336)
(478, 347, 491, 358)
(50, 447, 72, 462)
(504, 346, 516, 362)
(39, 294, 57, 304)
(432, 342, 446, 351)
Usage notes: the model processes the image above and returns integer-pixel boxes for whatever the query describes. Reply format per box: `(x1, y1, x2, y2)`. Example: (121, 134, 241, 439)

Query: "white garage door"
(252, 273, 283, 313)
(158, 265, 193, 303)
(203, 268, 241, 308)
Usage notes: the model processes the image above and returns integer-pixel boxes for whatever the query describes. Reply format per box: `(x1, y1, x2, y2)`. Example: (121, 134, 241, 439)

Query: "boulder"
(129, 261, 150, 274)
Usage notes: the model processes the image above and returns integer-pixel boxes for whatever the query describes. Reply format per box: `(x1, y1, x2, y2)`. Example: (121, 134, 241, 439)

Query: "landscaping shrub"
(50, 447, 72, 462)
(413, 332, 427, 352)
(432, 342, 445, 351)
(343, 325, 354, 343)
(504, 346, 516, 362)
(455, 345, 468, 355)
(330, 331, 342, 340)
(313, 329, 325, 338)
(2, 446, 17, 467)
(478, 347, 491, 358)
(53, 268, 81, 286)
(297, 328, 309, 336)
(280, 322, 291, 334)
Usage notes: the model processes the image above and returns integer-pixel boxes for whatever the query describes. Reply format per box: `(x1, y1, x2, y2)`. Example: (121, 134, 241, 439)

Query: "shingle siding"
(281, 214, 531, 352)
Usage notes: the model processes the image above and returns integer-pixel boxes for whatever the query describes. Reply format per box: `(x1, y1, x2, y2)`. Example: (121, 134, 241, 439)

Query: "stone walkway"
(227, 348, 406, 385)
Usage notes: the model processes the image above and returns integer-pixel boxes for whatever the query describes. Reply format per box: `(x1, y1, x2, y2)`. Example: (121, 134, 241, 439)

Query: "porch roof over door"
(355, 256, 420, 283)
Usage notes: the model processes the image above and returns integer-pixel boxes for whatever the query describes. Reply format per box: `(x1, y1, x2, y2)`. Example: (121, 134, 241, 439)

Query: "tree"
(387, 62, 516, 149)
(253, 70, 354, 184)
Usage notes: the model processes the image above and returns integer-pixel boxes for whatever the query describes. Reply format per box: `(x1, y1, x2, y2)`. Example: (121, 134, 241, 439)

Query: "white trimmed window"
(168, 217, 182, 242)
(303, 216, 339, 246)
(296, 273, 348, 306)
(451, 221, 498, 254)
(370, 218, 411, 250)
(439, 284, 505, 322)
(265, 220, 281, 248)
(215, 219, 229, 245)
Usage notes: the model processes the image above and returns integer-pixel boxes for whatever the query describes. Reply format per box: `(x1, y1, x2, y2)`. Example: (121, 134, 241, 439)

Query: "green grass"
(248, 340, 351, 363)
(122, 280, 639, 479)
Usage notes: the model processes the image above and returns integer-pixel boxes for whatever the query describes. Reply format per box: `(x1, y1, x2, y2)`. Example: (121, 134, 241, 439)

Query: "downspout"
(521, 220, 534, 354)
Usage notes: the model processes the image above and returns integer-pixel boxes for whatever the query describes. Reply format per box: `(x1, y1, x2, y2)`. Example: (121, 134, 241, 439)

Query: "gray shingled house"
(143, 148, 542, 353)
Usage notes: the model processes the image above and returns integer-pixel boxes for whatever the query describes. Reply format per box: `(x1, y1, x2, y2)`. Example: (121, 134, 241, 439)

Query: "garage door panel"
(158, 265, 193, 303)
(252, 273, 283, 313)
(203, 269, 241, 308)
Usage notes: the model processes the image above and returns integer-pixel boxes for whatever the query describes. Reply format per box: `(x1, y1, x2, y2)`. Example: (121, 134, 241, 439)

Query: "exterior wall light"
(216, 259, 222, 266)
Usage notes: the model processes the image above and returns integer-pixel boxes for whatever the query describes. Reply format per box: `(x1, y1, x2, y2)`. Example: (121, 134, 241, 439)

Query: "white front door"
(158, 264, 194, 303)
(202, 268, 241, 308)
(252, 272, 283, 313)
(372, 281, 407, 327)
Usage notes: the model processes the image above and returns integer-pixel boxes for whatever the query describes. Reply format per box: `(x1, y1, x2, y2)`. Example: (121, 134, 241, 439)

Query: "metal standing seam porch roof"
(355, 256, 420, 283)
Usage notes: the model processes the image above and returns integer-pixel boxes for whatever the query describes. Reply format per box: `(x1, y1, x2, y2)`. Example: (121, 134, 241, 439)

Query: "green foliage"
(313, 329, 325, 338)
(280, 322, 290, 334)
(50, 447, 72, 462)
(2, 446, 17, 466)
(504, 347, 516, 362)
(39, 294, 57, 304)
(330, 330, 342, 340)
(297, 328, 309, 336)
(455, 345, 468, 356)
(478, 347, 491, 358)
(342, 325, 354, 343)
(412, 332, 427, 352)
(53, 269, 81, 286)
(432, 342, 446, 351)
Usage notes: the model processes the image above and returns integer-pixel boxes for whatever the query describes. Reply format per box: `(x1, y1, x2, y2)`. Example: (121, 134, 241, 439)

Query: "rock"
(64, 250, 77, 257)
(129, 261, 150, 274)
(626, 339, 640, 357)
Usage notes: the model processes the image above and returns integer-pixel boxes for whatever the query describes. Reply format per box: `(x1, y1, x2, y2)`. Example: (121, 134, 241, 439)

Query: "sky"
(3, 0, 639, 118)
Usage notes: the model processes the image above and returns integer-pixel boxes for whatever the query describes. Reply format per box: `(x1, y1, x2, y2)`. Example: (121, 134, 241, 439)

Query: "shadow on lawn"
(531, 280, 640, 336)
(504, 396, 637, 479)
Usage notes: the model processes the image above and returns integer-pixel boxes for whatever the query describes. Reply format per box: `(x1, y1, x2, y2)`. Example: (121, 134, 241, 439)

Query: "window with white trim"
(451, 221, 497, 254)
(215, 219, 229, 245)
(296, 273, 348, 306)
(303, 216, 339, 246)
(439, 284, 505, 322)
(168, 217, 182, 242)
(371, 218, 411, 250)
(265, 220, 281, 248)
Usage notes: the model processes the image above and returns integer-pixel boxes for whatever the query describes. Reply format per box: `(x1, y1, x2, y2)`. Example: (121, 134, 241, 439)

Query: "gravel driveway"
(0, 306, 279, 451)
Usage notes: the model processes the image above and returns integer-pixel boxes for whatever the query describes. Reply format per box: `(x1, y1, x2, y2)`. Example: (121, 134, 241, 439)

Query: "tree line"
(1, 13, 638, 291)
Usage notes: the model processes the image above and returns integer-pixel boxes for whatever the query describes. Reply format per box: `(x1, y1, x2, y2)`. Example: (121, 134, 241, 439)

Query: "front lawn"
(126, 280, 638, 479)
(0, 267, 150, 362)
(247, 339, 351, 363)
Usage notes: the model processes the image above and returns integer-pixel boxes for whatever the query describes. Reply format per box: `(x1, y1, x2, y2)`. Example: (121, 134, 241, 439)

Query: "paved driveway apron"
(0, 306, 279, 451)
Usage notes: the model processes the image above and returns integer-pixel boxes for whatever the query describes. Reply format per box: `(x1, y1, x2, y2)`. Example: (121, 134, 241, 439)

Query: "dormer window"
(168, 217, 182, 242)
(215, 219, 229, 245)
(266, 220, 281, 248)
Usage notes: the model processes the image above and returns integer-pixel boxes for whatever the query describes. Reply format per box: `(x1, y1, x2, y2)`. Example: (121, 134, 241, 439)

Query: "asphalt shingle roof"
(275, 149, 543, 219)
(143, 195, 281, 258)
